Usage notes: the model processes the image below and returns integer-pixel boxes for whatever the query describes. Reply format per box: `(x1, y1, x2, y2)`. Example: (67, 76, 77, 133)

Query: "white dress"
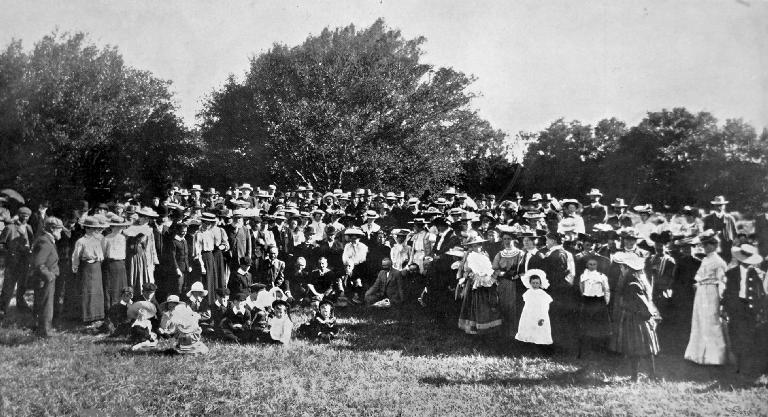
(515, 289, 553, 345)
(684, 252, 729, 365)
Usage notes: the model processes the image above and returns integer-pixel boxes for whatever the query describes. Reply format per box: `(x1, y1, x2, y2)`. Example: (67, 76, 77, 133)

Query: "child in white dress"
(515, 269, 553, 345)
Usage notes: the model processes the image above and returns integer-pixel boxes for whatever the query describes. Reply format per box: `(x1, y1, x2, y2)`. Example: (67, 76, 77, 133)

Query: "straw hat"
(344, 227, 365, 237)
(611, 198, 628, 208)
(731, 244, 763, 265)
(127, 300, 157, 320)
(710, 195, 729, 205)
(586, 188, 603, 197)
(79, 216, 106, 229)
(161, 294, 185, 310)
(521, 269, 549, 289)
(186, 281, 209, 298)
(201, 212, 217, 222)
(137, 207, 159, 218)
(363, 210, 380, 220)
(445, 246, 466, 257)
(611, 251, 645, 271)
(464, 236, 487, 246)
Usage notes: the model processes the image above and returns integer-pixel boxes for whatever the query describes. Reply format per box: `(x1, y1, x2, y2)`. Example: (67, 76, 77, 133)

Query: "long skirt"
(102, 259, 127, 313)
(80, 262, 105, 323)
(458, 281, 502, 335)
(202, 252, 218, 304)
(550, 287, 579, 346)
(614, 309, 660, 357)
(128, 246, 152, 294)
(497, 278, 522, 338)
(578, 296, 612, 339)
(684, 284, 729, 365)
(213, 250, 228, 289)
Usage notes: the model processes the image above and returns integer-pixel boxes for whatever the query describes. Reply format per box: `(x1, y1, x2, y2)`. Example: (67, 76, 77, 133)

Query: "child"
(268, 299, 293, 344)
(577, 257, 611, 357)
(158, 297, 209, 354)
(247, 283, 272, 332)
(186, 281, 211, 330)
(302, 300, 338, 341)
(128, 301, 158, 351)
(105, 286, 134, 337)
(221, 293, 252, 343)
(210, 288, 230, 333)
(515, 269, 553, 346)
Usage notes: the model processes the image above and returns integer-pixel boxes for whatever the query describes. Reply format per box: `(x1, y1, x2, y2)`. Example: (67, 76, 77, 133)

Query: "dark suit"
(365, 268, 404, 305)
(260, 259, 285, 286)
(723, 266, 767, 368)
(428, 229, 461, 319)
(228, 270, 252, 296)
(31, 232, 59, 336)
(581, 204, 607, 232)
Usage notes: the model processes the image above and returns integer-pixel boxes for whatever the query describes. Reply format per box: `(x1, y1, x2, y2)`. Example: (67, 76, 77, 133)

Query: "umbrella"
(0, 189, 24, 204)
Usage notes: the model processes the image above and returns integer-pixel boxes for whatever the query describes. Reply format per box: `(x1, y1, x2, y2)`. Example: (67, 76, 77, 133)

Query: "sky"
(1, 0, 766, 142)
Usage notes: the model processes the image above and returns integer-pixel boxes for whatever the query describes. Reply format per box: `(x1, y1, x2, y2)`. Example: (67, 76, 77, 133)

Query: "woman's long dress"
(458, 252, 502, 335)
(493, 248, 523, 338)
(614, 280, 660, 356)
(126, 232, 152, 294)
(684, 252, 729, 365)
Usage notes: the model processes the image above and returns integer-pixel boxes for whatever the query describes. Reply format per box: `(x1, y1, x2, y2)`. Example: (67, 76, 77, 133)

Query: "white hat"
(731, 244, 763, 265)
(521, 269, 549, 289)
(186, 281, 209, 298)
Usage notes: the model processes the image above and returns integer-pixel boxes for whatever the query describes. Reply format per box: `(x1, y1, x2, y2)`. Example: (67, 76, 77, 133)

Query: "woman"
(71, 216, 107, 325)
(158, 223, 191, 302)
(542, 231, 577, 347)
(101, 215, 131, 313)
(196, 212, 221, 303)
(458, 236, 502, 335)
(125, 207, 159, 294)
(684, 232, 729, 365)
(492, 226, 524, 338)
(407, 218, 431, 273)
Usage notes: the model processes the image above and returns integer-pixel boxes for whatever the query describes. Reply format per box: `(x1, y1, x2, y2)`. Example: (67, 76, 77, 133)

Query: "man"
(365, 258, 404, 306)
(31, 217, 64, 337)
(28, 200, 50, 238)
(644, 231, 677, 329)
(581, 189, 607, 232)
(260, 245, 286, 287)
(723, 244, 767, 375)
(702, 195, 737, 263)
(606, 198, 633, 229)
(0, 206, 35, 315)
(633, 204, 657, 243)
(315, 225, 344, 271)
(427, 217, 461, 321)
(239, 184, 258, 209)
(226, 210, 252, 273)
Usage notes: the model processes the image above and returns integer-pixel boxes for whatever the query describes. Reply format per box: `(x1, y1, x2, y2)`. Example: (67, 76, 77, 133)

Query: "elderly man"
(365, 258, 404, 306)
(0, 206, 35, 315)
(31, 217, 64, 337)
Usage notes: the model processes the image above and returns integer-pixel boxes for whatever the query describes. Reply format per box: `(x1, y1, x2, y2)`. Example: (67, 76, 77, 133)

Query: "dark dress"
(723, 266, 767, 373)
(158, 237, 189, 299)
(493, 248, 523, 338)
(614, 280, 660, 357)
(544, 246, 577, 346)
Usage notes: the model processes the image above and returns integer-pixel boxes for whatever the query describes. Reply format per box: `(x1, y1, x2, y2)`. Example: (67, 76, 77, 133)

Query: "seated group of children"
(103, 280, 339, 351)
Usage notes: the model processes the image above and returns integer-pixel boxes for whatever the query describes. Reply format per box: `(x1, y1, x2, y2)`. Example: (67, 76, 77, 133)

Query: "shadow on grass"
(420, 368, 614, 388)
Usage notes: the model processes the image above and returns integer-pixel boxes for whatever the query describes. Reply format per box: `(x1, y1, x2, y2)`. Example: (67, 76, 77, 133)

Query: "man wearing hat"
(0, 206, 35, 315)
(606, 198, 633, 229)
(581, 189, 607, 232)
(702, 196, 737, 263)
(427, 217, 461, 321)
(723, 244, 768, 375)
(30, 217, 64, 336)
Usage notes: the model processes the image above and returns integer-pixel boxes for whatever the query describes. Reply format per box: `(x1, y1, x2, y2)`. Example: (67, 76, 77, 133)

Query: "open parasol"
(0, 189, 24, 204)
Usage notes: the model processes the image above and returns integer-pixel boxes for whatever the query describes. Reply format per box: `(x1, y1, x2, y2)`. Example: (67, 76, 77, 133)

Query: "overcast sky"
(1, 0, 766, 139)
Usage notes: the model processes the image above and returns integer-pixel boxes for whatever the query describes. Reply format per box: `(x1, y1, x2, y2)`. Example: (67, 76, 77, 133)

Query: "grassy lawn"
(1, 300, 767, 417)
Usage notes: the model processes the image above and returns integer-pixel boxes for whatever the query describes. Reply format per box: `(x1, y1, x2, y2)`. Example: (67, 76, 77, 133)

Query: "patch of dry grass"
(1, 303, 766, 416)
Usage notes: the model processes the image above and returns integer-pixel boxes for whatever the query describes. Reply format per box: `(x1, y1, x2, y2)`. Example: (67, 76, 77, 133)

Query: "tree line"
(0, 21, 765, 212)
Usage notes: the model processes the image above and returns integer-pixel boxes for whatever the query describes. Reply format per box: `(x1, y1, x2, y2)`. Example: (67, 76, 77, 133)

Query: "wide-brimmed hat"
(445, 246, 466, 257)
(444, 187, 457, 196)
(127, 300, 157, 320)
(391, 228, 410, 237)
(344, 227, 365, 237)
(586, 188, 603, 197)
(161, 294, 185, 310)
(430, 216, 451, 227)
(191, 184, 204, 192)
(200, 212, 217, 222)
(44, 217, 65, 230)
(363, 210, 380, 219)
(528, 193, 543, 203)
(731, 244, 762, 265)
(696, 230, 719, 245)
(411, 217, 427, 224)
(592, 223, 614, 233)
(522, 269, 549, 289)
(464, 236, 487, 246)
(611, 198, 628, 208)
(434, 198, 450, 206)
(186, 281, 209, 298)
(137, 207, 159, 218)
(618, 227, 641, 240)
(523, 210, 544, 219)
(407, 197, 420, 206)
(108, 216, 132, 227)
(611, 251, 645, 271)
(385, 192, 397, 200)
(633, 204, 652, 214)
(79, 215, 107, 229)
(710, 195, 729, 205)
(560, 198, 582, 210)
(424, 206, 443, 215)
(204, 187, 218, 195)
(448, 207, 464, 216)
(649, 231, 672, 245)
(239, 183, 254, 191)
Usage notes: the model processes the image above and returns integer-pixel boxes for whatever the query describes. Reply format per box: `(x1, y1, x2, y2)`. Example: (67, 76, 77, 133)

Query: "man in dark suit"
(365, 258, 404, 306)
(702, 195, 737, 262)
(0, 206, 35, 315)
(31, 217, 64, 337)
(723, 244, 767, 375)
(427, 217, 461, 322)
(581, 189, 607, 232)
(259, 245, 286, 287)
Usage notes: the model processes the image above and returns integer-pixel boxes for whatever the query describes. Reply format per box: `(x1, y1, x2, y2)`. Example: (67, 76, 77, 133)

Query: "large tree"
(0, 32, 203, 206)
(199, 19, 507, 193)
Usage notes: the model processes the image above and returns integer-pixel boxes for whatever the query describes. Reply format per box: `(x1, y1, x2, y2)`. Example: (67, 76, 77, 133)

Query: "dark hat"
(142, 282, 158, 292)
(430, 217, 451, 227)
(545, 231, 564, 243)
(249, 282, 267, 292)
(120, 286, 134, 295)
(272, 299, 290, 310)
(649, 231, 672, 244)
(318, 299, 334, 310)
(697, 230, 719, 245)
(234, 292, 249, 302)
(215, 288, 230, 297)
(577, 232, 595, 243)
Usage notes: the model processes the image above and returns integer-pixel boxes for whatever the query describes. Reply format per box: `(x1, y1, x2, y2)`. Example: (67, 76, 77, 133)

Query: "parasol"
(0, 189, 24, 204)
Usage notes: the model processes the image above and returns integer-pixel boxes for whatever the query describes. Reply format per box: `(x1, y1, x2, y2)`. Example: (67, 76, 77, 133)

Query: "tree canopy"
(0, 32, 202, 206)
(199, 19, 507, 193)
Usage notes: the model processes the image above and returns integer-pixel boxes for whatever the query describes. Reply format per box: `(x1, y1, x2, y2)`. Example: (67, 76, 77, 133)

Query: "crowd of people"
(1, 184, 767, 380)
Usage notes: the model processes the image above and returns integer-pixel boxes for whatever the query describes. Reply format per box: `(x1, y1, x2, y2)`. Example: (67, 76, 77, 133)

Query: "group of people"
(0, 184, 767, 380)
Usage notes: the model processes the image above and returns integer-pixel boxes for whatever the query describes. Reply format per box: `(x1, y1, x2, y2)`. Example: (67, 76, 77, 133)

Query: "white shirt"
(435, 229, 451, 252)
(580, 270, 609, 297)
(343, 241, 368, 266)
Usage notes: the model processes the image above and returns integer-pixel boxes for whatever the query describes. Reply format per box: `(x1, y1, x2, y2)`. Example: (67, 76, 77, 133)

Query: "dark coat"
(31, 232, 59, 285)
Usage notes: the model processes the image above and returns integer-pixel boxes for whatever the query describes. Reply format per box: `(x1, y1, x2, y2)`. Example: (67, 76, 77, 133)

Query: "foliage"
(520, 109, 768, 211)
(199, 19, 507, 194)
(0, 32, 203, 206)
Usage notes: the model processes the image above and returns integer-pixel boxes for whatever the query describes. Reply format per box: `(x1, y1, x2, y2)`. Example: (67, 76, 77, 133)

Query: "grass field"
(1, 298, 767, 417)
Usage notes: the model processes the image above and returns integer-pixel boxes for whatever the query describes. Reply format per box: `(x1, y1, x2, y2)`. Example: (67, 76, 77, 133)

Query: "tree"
(0, 32, 203, 206)
(199, 19, 507, 193)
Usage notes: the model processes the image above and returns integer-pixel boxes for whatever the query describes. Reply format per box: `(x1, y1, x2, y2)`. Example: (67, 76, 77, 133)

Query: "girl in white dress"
(516, 269, 553, 345)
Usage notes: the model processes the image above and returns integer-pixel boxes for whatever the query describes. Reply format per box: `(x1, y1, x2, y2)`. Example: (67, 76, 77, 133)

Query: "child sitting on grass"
(128, 301, 158, 351)
(105, 286, 134, 337)
(515, 269, 553, 347)
(300, 300, 338, 341)
(221, 293, 252, 344)
(268, 299, 293, 345)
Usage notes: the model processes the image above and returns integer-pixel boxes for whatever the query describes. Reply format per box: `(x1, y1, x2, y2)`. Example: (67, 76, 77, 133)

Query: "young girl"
(221, 293, 252, 343)
(515, 269, 553, 346)
(128, 301, 158, 351)
(577, 257, 611, 357)
(302, 300, 338, 341)
(268, 299, 293, 344)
